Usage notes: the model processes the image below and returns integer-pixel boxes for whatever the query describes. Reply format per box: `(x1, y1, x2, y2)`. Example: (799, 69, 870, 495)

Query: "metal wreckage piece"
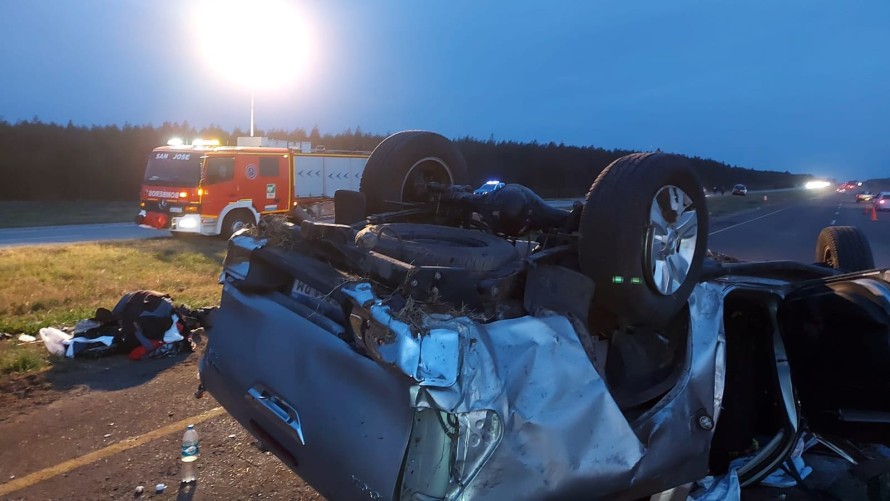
(340, 279, 726, 500)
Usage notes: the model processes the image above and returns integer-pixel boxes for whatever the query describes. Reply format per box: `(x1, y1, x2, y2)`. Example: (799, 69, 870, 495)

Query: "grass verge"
(0, 342, 47, 375)
(0, 201, 137, 228)
(0, 237, 226, 376)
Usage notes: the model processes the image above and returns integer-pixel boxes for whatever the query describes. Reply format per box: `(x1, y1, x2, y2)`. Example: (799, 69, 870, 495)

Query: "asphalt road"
(708, 191, 890, 268)
(0, 222, 170, 248)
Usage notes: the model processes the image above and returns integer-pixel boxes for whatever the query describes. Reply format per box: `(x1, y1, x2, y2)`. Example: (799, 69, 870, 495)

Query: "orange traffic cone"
(872, 204, 879, 221)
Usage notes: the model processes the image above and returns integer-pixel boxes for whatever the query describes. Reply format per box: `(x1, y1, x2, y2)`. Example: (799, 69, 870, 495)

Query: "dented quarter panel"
(206, 253, 730, 499)
(408, 283, 725, 500)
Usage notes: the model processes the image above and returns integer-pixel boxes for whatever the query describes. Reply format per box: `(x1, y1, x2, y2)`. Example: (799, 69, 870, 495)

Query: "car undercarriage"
(200, 131, 890, 500)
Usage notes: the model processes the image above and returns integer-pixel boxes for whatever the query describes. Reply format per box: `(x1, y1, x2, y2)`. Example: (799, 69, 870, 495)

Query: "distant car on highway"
(874, 192, 890, 211)
(731, 184, 747, 196)
(855, 191, 876, 203)
(474, 179, 505, 195)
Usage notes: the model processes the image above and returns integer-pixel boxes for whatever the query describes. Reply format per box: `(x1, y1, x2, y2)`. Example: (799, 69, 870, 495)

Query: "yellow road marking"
(0, 406, 226, 496)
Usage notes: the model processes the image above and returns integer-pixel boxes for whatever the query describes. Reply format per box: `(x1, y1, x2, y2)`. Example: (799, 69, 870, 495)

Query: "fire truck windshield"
(143, 153, 201, 187)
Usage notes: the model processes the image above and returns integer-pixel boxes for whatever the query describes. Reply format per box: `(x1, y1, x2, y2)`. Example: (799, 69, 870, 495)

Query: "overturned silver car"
(199, 131, 890, 500)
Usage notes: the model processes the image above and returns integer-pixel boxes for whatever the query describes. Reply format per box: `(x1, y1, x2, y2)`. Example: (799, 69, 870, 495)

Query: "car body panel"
(201, 236, 733, 499)
(198, 191, 890, 499)
(200, 284, 416, 501)
(408, 284, 725, 500)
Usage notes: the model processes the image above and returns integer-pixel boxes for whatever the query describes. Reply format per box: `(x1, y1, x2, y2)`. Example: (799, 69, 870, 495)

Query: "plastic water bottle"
(180, 424, 199, 484)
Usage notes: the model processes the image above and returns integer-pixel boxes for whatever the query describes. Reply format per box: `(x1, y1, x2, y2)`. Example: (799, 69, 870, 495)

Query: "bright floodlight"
(167, 138, 184, 146)
(805, 181, 827, 189)
(195, 0, 313, 136)
(196, 0, 312, 90)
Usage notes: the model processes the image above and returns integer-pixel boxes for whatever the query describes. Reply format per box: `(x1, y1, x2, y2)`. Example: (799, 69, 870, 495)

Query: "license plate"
(290, 279, 324, 299)
(170, 207, 183, 213)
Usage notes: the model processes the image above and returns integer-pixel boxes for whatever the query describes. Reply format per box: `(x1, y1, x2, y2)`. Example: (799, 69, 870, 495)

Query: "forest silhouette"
(0, 119, 814, 201)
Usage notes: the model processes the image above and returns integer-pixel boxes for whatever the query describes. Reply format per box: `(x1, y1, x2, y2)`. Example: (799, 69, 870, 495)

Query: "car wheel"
(356, 223, 516, 272)
(815, 226, 874, 272)
(360, 131, 469, 213)
(221, 210, 254, 239)
(579, 153, 708, 327)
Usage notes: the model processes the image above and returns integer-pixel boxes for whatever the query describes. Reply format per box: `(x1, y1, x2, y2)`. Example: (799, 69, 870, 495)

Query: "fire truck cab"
(136, 138, 369, 238)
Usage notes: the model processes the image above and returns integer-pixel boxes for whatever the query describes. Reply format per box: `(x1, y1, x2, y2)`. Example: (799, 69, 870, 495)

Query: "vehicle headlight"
(177, 214, 201, 229)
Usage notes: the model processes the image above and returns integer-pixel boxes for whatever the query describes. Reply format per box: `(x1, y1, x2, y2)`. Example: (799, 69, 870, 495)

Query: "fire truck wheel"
(360, 131, 469, 213)
(578, 153, 708, 329)
(221, 210, 255, 239)
(815, 226, 874, 272)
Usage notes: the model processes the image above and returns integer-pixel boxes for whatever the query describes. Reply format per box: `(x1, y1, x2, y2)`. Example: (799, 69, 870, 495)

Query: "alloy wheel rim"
(647, 185, 698, 295)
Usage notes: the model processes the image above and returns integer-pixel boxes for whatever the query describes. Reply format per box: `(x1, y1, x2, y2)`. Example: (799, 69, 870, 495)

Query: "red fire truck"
(136, 138, 370, 237)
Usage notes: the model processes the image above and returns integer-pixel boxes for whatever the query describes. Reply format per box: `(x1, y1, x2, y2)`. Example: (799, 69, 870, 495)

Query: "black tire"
(579, 153, 709, 327)
(815, 226, 874, 272)
(220, 209, 255, 239)
(355, 223, 516, 272)
(334, 190, 367, 225)
(360, 131, 469, 213)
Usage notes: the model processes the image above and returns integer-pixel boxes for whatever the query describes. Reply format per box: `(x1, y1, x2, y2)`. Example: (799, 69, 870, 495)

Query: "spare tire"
(360, 131, 469, 213)
(815, 226, 874, 272)
(579, 153, 708, 327)
(355, 223, 516, 272)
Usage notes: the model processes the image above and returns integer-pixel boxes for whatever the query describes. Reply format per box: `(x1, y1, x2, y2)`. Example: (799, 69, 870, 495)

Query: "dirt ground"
(0, 341, 323, 500)
(2, 334, 888, 500)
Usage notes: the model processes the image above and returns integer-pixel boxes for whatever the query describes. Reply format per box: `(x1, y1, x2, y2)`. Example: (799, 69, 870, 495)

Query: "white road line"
(831, 220, 836, 225)
(708, 207, 792, 236)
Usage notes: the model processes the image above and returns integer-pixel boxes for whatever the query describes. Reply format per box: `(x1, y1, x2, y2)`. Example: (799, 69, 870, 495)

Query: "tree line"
(0, 119, 814, 201)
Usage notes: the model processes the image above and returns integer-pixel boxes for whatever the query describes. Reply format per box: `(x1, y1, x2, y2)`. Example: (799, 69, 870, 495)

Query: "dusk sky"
(1, 0, 888, 180)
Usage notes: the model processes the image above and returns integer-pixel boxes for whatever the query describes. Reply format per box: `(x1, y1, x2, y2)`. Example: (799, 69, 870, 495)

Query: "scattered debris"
(154, 483, 165, 494)
(34, 290, 216, 362)
(134, 485, 144, 495)
(17, 334, 37, 343)
(38, 328, 70, 356)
